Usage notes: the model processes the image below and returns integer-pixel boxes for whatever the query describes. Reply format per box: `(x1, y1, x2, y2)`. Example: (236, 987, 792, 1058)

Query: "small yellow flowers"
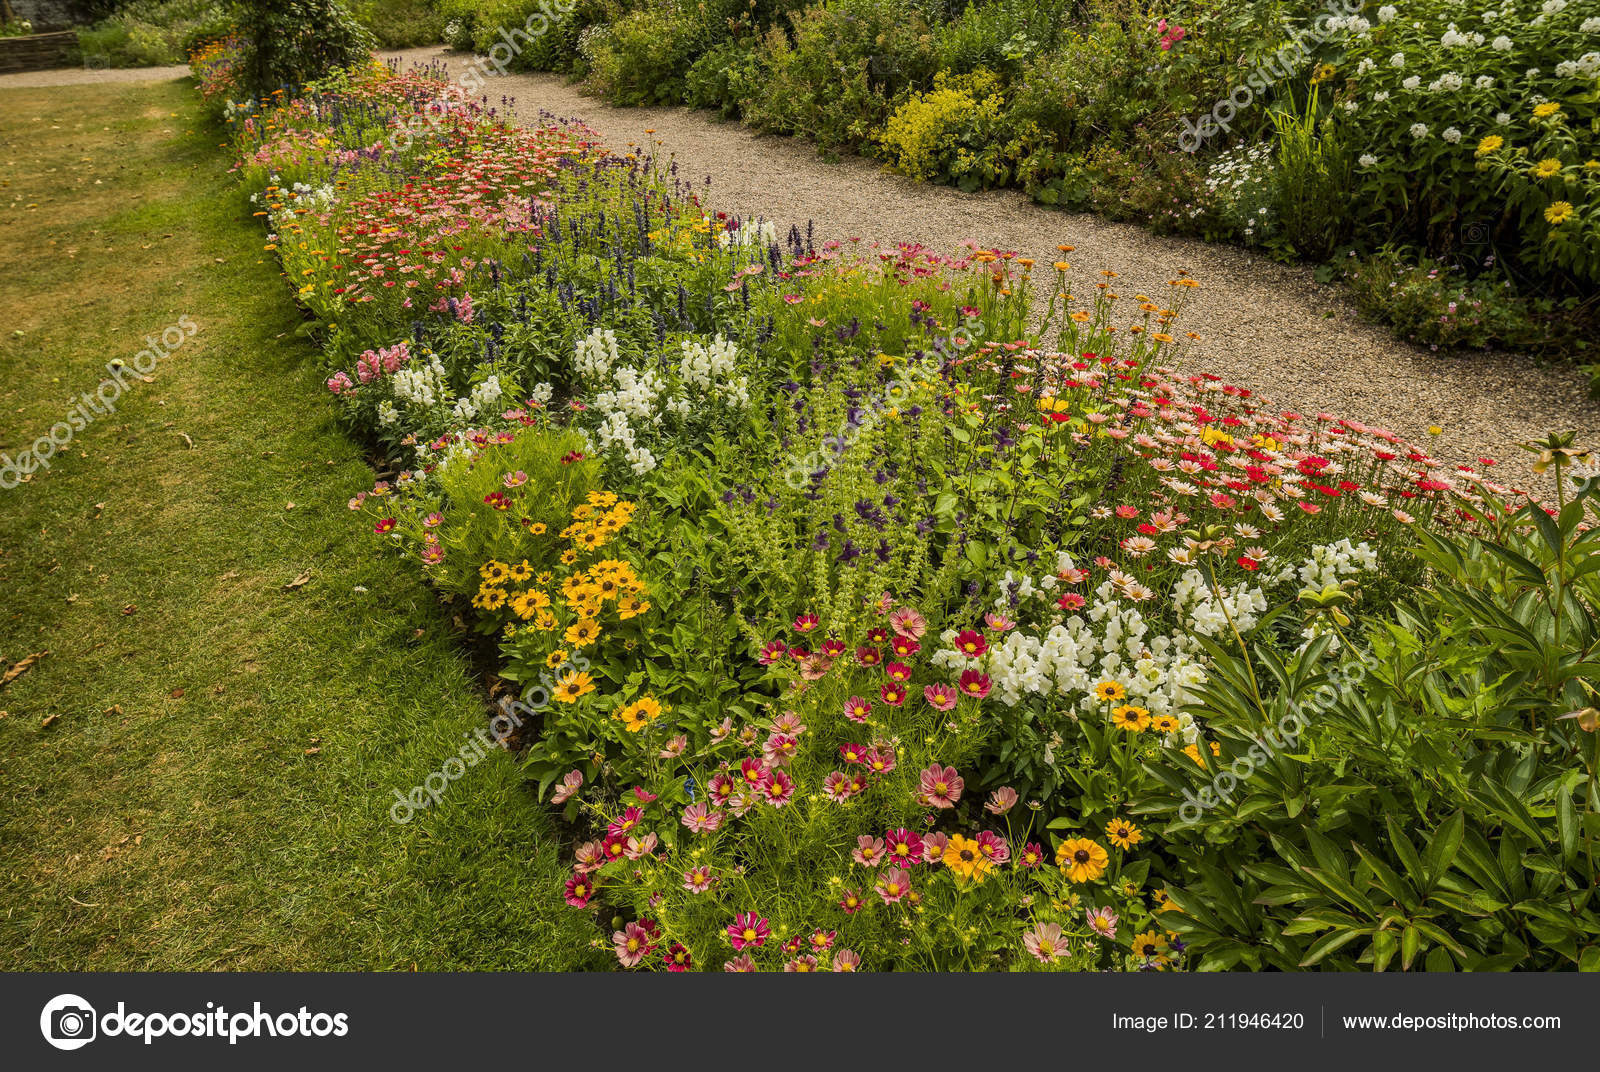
(1056, 838, 1109, 883)
(614, 694, 664, 732)
(1544, 201, 1575, 226)
(1105, 818, 1144, 850)
(1475, 134, 1504, 157)
(1093, 680, 1126, 702)
(1532, 101, 1561, 119)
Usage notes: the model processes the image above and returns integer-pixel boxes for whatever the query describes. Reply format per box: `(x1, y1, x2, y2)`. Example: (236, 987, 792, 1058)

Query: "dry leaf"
(121, 605, 136, 616)
(169, 688, 185, 699)
(304, 747, 321, 756)
(282, 571, 311, 591)
(40, 713, 58, 729)
(285, 502, 295, 510)
(104, 705, 123, 715)
(2, 650, 47, 687)
(176, 432, 194, 449)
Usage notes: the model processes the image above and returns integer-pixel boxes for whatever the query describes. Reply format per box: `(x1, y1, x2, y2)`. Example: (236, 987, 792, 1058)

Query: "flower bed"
(201, 50, 1600, 972)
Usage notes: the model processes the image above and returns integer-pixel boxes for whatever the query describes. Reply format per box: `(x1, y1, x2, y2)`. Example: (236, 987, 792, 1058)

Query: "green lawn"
(0, 79, 604, 970)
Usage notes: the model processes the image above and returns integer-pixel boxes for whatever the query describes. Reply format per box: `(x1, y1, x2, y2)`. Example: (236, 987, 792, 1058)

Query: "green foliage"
(350, 0, 445, 48)
(74, 0, 232, 67)
(581, 4, 707, 105)
(232, 0, 375, 97)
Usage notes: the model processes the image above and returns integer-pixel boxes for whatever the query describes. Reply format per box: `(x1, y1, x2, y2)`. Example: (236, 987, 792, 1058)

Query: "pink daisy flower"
(884, 828, 923, 869)
(889, 607, 927, 639)
(728, 913, 770, 950)
(843, 696, 873, 723)
(923, 684, 959, 711)
(917, 764, 964, 808)
(875, 868, 913, 904)
(550, 769, 583, 805)
(985, 787, 1019, 815)
(853, 835, 887, 867)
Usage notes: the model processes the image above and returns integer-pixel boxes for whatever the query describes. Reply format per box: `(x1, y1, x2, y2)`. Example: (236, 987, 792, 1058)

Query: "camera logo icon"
(40, 994, 97, 1051)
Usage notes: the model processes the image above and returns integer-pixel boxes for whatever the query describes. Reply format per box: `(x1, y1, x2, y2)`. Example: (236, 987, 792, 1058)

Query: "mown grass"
(0, 79, 605, 970)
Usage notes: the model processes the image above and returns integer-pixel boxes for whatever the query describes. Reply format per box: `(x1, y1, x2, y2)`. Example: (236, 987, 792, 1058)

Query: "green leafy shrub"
(581, 4, 706, 105)
(75, 0, 232, 67)
(350, 0, 444, 47)
(877, 68, 1034, 190)
(233, 0, 375, 97)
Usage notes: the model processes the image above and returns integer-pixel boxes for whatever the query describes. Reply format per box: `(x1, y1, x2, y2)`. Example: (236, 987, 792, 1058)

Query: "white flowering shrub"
(1336, 0, 1597, 275)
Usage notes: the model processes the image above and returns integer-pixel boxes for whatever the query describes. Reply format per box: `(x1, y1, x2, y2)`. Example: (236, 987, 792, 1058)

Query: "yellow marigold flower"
(1533, 101, 1561, 119)
(1056, 838, 1109, 883)
(1531, 158, 1564, 179)
(1544, 201, 1575, 226)
(1475, 134, 1504, 157)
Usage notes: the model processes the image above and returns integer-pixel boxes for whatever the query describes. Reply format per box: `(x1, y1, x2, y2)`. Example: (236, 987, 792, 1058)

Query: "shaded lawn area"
(0, 79, 604, 970)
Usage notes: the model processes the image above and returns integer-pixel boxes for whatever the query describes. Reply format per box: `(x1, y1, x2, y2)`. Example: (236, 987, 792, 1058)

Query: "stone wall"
(8, 0, 93, 34)
(0, 30, 76, 72)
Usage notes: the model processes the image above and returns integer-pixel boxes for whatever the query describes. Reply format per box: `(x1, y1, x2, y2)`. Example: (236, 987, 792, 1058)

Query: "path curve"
(390, 46, 1597, 492)
(6, 52, 1588, 488)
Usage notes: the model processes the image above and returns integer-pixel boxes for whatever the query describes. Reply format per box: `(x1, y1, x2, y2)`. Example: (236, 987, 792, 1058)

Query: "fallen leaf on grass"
(104, 705, 122, 715)
(121, 605, 136, 616)
(304, 747, 321, 756)
(282, 571, 311, 591)
(169, 688, 185, 699)
(40, 714, 58, 729)
(1, 650, 48, 687)
(175, 432, 194, 449)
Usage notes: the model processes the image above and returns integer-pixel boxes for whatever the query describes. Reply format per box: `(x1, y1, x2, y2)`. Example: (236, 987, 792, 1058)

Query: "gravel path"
(6, 52, 1590, 490)
(0, 62, 188, 89)
(386, 46, 1597, 494)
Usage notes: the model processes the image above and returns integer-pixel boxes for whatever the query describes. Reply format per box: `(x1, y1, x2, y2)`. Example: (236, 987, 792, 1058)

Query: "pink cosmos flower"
(889, 635, 921, 658)
(957, 669, 992, 699)
(681, 802, 724, 834)
(884, 828, 923, 869)
(853, 835, 887, 867)
(809, 929, 836, 953)
(663, 941, 692, 972)
(758, 639, 788, 665)
(793, 613, 819, 633)
(573, 840, 606, 874)
(608, 806, 643, 837)
(374, 518, 396, 535)
(1023, 922, 1068, 963)
(707, 771, 737, 806)
(1087, 906, 1119, 939)
(728, 913, 770, 950)
(1057, 593, 1087, 611)
(762, 769, 795, 807)
(984, 612, 1015, 632)
(880, 682, 908, 707)
(922, 832, 949, 863)
(1019, 841, 1046, 869)
(839, 888, 865, 914)
(863, 747, 896, 776)
(613, 922, 653, 967)
(985, 787, 1019, 815)
(840, 742, 869, 766)
(551, 769, 583, 805)
(976, 830, 1010, 864)
(917, 764, 964, 809)
(843, 696, 873, 723)
(923, 684, 959, 711)
(420, 545, 445, 565)
(564, 873, 595, 907)
(772, 711, 807, 735)
(875, 868, 913, 904)
(889, 607, 927, 639)
(632, 786, 657, 804)
(785, 955, 819, 972)
(623, 832, 658, 859)
(855, 646, 883, 667)
(763, 732, 799, 766)
(723, 954, 757, 972)
(502, 470, 528, 488)
(953, 629, 988, 658)
(739, 758, 771, 791)
(822, 771, 855, 802)
(682, 865, 715, 893)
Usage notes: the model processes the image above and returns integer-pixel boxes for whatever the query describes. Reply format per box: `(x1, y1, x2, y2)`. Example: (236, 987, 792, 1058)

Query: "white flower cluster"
(715, 219, 778, 249)
(451, 375, 502, 422)
(932, 604, 1210, 744)
(592, 365, 665, 476)
(391, 353, 450, 411)
(575, 327, 619, 381)
(678, 335, 752, 408)
(1172, 569, 1269, 638)
(1291, 538, 1380, 590)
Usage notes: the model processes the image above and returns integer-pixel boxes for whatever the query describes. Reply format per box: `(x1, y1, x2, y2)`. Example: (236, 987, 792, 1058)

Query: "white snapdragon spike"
(575, 327, 619, 381)
(1296, 539, 1380, 590)
(378, 401, 400, 426)
(1172, 569, 1268, 638)
(392, 354, 448, 410)
(469, 375, 503, 413)
(530, 382, 553, 404)
(716, 219, 779, 249)
(451, 396, 478, 421)
(678, 334, 740, 390)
